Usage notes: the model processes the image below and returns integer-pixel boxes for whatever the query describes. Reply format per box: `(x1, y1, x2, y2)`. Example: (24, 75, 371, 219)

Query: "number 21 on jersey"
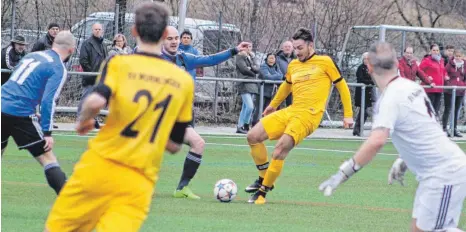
(120, 90, 172, 143)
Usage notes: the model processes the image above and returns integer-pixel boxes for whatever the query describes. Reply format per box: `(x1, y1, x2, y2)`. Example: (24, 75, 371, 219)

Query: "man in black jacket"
(353, 52, 374, 136)
(78, 23, 107, 128)
(31, 23, 60, 52)
(1, 36, 28, 85)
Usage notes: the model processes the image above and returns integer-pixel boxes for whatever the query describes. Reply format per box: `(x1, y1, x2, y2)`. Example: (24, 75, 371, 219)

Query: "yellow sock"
(262, 159, 284, 188)
(250, 143, 269, 178)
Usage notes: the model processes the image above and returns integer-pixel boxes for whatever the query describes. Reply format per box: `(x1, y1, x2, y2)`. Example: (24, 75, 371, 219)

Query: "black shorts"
(188, 111, 195, 128)
(1, 113, 48, 157)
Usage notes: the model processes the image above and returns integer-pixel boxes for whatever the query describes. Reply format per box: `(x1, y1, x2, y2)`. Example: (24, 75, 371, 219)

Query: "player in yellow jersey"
(245, 28, 354, 204)
(44, 2, 194, 232)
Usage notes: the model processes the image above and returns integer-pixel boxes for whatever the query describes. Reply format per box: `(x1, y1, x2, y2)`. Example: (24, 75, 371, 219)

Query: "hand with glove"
(388, 157, 408, 186)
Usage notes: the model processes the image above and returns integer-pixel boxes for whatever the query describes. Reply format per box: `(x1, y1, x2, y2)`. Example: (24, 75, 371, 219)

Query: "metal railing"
(2, 69, 465, 137)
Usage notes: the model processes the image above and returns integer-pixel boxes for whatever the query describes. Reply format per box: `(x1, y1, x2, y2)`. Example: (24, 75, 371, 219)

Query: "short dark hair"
(180, 30, 193, 39)
(445, 45, 455, 50)
(430, 44, 439, 50)
(134, 2, 171, 44)
(292, 27, 313, 43)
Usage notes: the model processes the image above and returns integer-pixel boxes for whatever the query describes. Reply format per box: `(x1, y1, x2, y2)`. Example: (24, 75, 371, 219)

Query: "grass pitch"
(2, 133, 465, 232)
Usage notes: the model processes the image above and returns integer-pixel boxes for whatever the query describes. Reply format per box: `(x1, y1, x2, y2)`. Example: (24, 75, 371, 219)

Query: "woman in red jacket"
(443, 50, 465, 137)
(419, 44, 448, 115)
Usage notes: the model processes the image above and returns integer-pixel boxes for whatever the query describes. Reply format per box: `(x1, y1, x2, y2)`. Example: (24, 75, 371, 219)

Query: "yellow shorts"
(261, 107, 323, 145)
(45, 150, 154, 232)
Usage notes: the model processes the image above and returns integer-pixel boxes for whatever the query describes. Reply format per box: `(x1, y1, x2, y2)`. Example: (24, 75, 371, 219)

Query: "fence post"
(450, 86, 457, 136)
(11, 0, 16, 39)
(401, 31, 406, 57)
(177, 0, 188, 33)
(360, 85, 366, 137)
(378, 26, 386, 42)
(213, 11, 223, 121)
(259, 81, 264, 118)
(115, 4, 120, 37)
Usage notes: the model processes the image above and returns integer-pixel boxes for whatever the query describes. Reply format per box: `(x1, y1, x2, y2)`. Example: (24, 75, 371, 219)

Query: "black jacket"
(1, 45, 27, 85)
(275, 50, 296, 76)
(31, 33, 54, 52)
(354, 64, 374, 107)
(79, 36, 108, 86)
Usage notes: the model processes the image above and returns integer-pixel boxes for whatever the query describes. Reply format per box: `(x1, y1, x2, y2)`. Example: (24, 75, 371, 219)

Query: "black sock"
(44, 163, 67, 195)
(177, 152, 202, 190)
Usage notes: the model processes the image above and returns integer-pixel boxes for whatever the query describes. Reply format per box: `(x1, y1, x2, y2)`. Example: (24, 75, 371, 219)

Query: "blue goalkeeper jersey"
(1, 50, 67, 135)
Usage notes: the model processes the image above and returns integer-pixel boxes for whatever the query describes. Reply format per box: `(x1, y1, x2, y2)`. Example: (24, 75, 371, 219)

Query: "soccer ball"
(214, 179, 238, 202)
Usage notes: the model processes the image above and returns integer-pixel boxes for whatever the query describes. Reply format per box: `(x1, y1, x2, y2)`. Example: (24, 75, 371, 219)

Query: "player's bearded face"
(292, 40, 312, 62)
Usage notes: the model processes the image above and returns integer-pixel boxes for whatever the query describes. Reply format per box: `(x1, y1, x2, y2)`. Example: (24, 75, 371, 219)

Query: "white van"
(71, 12, 242, 77)
(71, 12, 242, 106)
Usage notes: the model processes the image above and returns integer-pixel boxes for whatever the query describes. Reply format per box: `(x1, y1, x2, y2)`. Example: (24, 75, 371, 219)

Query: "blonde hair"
(113, 34, 127, 48)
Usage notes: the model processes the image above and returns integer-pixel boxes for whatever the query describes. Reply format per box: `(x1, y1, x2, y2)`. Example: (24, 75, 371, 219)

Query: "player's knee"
(247, 131, 261, 144)
(272, 142, 293, 160)
(190, 136, 205, 154)
(35, 151, 58, 167)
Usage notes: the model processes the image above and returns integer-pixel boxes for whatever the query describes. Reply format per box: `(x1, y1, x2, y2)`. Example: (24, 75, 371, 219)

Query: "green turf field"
(2, 133, 465, 232)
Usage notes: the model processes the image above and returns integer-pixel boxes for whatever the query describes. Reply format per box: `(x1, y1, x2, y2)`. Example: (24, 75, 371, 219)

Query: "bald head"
(281, 41, 293, 55)
(164, 26, 180, 54)
(52, 30, 76, 62)
(92, 23, 103, 38)
(367, 42, 397, 76)
(53, 31, 75, 50)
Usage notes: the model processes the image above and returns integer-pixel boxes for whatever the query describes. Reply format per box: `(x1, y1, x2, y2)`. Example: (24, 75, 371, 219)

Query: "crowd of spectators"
(1, 23, 465, 137)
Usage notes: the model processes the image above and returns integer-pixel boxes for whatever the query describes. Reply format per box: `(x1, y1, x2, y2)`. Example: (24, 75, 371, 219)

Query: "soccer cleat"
(245, 177, 274, 193)
(248, 187, 268, 204)
(173, 186, 201, 200)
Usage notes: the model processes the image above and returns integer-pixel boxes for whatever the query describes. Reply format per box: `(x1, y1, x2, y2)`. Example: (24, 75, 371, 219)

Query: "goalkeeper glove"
(319, 158, 361, 196)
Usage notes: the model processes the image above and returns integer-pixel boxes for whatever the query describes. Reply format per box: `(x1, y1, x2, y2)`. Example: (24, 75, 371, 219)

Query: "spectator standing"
(78, 23, 107, 128)
(78, 23, 107, 99)
(236, 43, 259, 134)
(419, 44, 448, 115)
(251, 53, 283, 127)
(276, 41, 295, 107)
(108, 34, 132, 58)
(398, 46, 433, 85)
(31, 23, 60, 52)
(443, 50, 465, 137)
(353, 52, 374, 136)
(442, 45, 455, 66)
(178, 30, 200, 78)
(1, 36, 28, 85)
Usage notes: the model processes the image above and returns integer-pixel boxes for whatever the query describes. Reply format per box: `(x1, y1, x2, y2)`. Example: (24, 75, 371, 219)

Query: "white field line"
(53, 134, 399, 156)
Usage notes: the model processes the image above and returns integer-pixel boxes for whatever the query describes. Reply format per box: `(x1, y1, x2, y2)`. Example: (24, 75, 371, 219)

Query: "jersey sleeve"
(371, 94, 400, 134)
(325, 57, 343, 83)
(40, 64, 67, 135)
(93, 56, 120, 101)
(177, 78, 195, 123)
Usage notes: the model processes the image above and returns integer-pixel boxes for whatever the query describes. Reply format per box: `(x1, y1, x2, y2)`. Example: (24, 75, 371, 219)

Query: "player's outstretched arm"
(183, 42, 250, 70)
(319, 128, 389, 196)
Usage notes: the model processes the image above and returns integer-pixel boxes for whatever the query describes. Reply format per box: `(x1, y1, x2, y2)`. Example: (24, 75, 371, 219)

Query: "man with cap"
(31, 23, 60, 52)
(1, 35, 28, 85)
